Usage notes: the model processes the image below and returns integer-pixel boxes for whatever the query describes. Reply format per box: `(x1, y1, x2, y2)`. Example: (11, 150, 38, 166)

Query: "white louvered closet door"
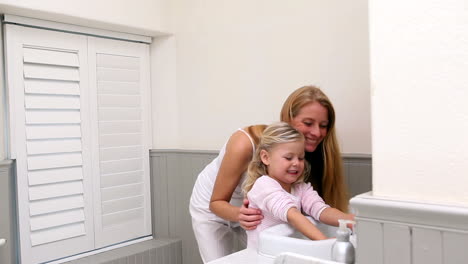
(5, 25, 95, 264)
(87, 37, 152, 248)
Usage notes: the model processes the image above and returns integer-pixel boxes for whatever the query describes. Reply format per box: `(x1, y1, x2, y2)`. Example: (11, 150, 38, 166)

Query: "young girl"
(243, 122, 354, 248)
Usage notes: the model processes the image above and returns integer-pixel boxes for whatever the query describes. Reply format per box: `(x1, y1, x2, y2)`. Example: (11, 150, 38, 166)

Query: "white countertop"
(207, 248, 275, 264)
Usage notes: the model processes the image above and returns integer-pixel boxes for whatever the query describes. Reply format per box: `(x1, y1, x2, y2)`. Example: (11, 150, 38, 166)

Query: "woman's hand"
(238, 199, 263, 230)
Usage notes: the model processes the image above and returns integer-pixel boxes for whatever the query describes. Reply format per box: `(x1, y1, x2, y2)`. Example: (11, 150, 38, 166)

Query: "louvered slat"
(98, 108, 141, 121)
(28, 167, 83, 186)
(24, 64, 80, 81)
(102, 208, 143, 227)
(27, 153, 82, 170)
(96, 54, 139, 70)
(23, 47, 79, 67)
(25, 79, 80, 95)
(101, 183, 143, 202)
(30, 209, 85, 231)
(25, 94, 80, 109)
(100, 171, 143, 188)
(98, 121, 142, 134)
(101, 196, 143, 215)
(100, 158, 142, 174)
(29, 181, 84, 201)
(97, 68, 139, 82)
(98, 81, 139, 95)
(25, 110, 81, 124)
(30, 223, 86, 246)
(30, 195, 84, 216)
(99, 146, 142, 161)
(98, 95, 140, 107)
(26, 124, 81, 139)
(27, 139, 82, 155)
(99, 134, 141, 148)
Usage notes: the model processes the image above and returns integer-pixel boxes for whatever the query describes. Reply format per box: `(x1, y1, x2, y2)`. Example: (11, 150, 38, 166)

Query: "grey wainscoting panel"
(0, 160, 17, 264)
(65, 238, 182, 264)
(343, 154, 372, 198)
(150, 150, 217, 264)
(150, 150, 372, 264)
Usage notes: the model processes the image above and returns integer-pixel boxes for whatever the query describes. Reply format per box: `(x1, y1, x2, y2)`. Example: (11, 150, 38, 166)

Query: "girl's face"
(290, 101, 329, 152)
(260, 140, 305, 192)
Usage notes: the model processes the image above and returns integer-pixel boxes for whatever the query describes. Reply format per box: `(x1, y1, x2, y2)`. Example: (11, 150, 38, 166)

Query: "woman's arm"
(209, 129, 263, 228)
(319, 207, 355, 227)
(287, 208, 327, 240)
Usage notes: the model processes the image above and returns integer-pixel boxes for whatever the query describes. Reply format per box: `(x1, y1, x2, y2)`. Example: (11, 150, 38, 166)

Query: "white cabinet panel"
(6, 25, 94, 264)
(6, 23, 151, 264)
(88, 35, 151, 249)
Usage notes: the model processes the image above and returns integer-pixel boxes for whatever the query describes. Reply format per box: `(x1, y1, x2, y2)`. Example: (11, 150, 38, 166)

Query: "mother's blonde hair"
(280, 85, 348, 212)
(243, 122, 310, 194)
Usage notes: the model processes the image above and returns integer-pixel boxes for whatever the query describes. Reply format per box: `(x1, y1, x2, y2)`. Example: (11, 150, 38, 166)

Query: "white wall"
(370, 0, 468, 205)
(0, 0, 372, 158)
(0, 0, 170, 35)
(171, 0, 371, 154)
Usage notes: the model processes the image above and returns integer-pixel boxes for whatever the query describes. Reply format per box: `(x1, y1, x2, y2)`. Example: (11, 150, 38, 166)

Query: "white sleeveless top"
(190, 128, 255, 222)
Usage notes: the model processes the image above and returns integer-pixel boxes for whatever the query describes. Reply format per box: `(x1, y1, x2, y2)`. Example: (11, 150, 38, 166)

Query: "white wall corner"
(150, 35, 179, 149)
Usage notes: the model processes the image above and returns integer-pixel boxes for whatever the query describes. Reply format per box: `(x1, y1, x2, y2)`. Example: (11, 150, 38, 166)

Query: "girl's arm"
(319, 207, 355, 227)
(209, 129, 263, 229)
(287, 208, 327, 240)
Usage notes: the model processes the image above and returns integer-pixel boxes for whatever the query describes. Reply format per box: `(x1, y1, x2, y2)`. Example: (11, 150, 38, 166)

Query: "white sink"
(258, 217, 339, 261)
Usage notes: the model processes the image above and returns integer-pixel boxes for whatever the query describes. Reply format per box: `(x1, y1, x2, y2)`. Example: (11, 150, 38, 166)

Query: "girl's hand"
(239, 199, 263, 230)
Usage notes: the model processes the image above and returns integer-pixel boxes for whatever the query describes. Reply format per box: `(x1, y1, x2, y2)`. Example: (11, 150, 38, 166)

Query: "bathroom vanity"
(207, 218, 348, 264)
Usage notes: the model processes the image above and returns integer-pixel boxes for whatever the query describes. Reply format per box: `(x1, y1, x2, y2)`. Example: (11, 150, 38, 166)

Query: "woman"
(189, 85, 348, 263)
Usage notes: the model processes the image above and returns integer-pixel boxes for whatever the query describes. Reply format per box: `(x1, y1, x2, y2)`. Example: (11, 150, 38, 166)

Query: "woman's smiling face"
(290, 101, 329, 152)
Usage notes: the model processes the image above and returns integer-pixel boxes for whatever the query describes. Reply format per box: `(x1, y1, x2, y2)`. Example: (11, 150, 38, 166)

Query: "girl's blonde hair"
(243, 122, 310, 194)
(280, 85, 348, 212)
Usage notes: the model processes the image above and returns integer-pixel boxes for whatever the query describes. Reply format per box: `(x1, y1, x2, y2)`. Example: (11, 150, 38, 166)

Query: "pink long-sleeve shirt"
(246, 175, 330, 248)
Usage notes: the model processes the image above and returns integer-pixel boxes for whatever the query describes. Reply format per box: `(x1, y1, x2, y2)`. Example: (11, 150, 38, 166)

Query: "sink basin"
(258, 217, 339, 261)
